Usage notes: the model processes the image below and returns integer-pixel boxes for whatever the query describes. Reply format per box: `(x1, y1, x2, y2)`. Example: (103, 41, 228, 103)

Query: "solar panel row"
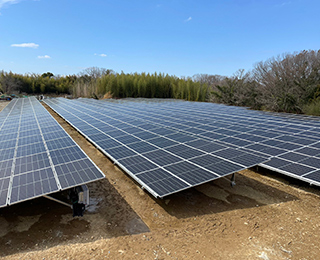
(44, 98, 269, 198)
(0, 97, 105, 208)
(74, 98, 320, 186)
(45, 98, 320, 189)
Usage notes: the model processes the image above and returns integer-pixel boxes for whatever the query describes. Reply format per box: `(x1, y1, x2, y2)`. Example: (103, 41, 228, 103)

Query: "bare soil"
(0, 103, 320, 259)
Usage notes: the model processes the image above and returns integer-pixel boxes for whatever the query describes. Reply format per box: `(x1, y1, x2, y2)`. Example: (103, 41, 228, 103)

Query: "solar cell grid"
(16, 142, 46, 157)
(173, 148, 206, 159)
(304, 170, 320, 183)
(0, 160, 12, 178)
(0, 178, 10, 207)
(0, 97, 105, 208)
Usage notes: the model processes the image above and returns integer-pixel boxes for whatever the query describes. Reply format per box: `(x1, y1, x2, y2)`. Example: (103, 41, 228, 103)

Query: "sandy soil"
(0, 103, 320, 260)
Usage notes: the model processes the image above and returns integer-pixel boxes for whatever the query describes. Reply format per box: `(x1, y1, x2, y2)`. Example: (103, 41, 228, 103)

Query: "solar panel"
(0, 97, 105, 208)
(44, 98, 269, 198)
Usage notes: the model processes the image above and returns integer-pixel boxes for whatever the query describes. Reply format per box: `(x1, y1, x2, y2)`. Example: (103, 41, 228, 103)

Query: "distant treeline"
(0, 69, 208, 102)
(1, 49, 319, 115)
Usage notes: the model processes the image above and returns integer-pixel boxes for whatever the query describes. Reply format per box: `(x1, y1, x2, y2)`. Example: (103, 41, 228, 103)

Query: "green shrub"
(303, 99, 320, 116)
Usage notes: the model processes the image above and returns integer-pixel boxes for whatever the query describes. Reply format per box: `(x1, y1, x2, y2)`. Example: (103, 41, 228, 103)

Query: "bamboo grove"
(0, 70, 209, 102)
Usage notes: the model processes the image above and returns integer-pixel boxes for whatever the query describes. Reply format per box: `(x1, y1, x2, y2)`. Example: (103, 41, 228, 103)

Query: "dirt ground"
(1, 102, 320, 259)
(0, 101, 10, 112)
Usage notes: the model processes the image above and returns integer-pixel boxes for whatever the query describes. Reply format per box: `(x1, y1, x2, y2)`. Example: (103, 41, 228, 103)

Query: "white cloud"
(94, 53, 107, 57)
(0, 0, 19, 9)
(11, 43, 39, 48)
(185, 17, 192, 22)
(38, 55, 51, 59)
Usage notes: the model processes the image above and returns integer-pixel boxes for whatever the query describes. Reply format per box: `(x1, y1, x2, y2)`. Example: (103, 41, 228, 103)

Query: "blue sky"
(0, 0, 319, 77)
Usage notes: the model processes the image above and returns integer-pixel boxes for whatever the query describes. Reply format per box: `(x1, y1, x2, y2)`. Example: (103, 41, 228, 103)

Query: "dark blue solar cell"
(261, 147, 287, 156)
(280, 163, 315, 176)
(261, 139, 285, 147)
(219, 137, 240, 144)
(118, 155, 149, 166)
(199, 132, 227, 140)
(151, 128, 176, 136)
(123, 160, 158, 174)
(310, 142, 320, 149)
(185, 128, 207, 134)
(247, 130, 280, 138)
(116, 135, 141, 145)
(303, 171, 320, 183)
(133, 132, 158, 140)
(43, 131, 68, 140)
(165, 144, 189, 154)
(165, 133, 196, 143)
(16, 142, 46, 157)
(190, 154, 223, 166)
(0, 148, 15, 161)
(187, 139, 212, 148)
(98, 139, 122, 149)
(202, 161, 242, 176)
(107, 130, 128, 138)
(0, 133, 18, 142)
(175, 148, 206, 159)
(89, 133, 109, 142)
(262, 158, 291, 168)
(292, 137, 316, 146)
(0, 160, 13, 178)
(139, 124, 159, 130)
(275, 136, 297, 142)
(276, 142, 303, 151)
(235, 133, 266, 142)
(212, 148, 245, 159)
(164, 161, 199, 174)
(107, 146, 137, 160)
(149, 154, 182, 167)
(278, 152, 309, 162)
(295, 147, 320, 156)
(213, 129, 239, 136)
(299, 158, 320, 168)
(138, 170, 189, 197)
(147, 137, 178, 148)
(177, 168, 218, 185)
(245, 143, 269, 152)
(231, 154, 268, 167)
(0, 140, 16, 150)
(122, 127, 144, 134)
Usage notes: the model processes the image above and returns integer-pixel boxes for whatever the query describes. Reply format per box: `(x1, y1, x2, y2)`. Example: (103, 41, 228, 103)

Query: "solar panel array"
(0, 97, 105, 208)
(71, 98, 320, 186)
(44, 98, 269, 198)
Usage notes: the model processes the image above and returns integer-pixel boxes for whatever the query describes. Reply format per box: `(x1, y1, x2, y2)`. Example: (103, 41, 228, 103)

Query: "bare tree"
(0, 71, 22, 93)
(252, 50, 320, 112)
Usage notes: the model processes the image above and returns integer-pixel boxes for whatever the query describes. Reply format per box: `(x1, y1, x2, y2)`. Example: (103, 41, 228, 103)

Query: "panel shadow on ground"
(157, 171, 298, 219)
(0, 177, 149, 258)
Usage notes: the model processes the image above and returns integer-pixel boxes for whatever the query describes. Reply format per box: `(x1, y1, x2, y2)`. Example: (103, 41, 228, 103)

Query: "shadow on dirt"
(0, 178, 149, 258)
(255, 166, 320, 196)
(156, 172, 299, 219)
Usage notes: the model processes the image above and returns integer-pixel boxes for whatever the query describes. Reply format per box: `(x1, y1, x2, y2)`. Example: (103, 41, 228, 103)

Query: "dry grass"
(102, 92, 113, 99)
